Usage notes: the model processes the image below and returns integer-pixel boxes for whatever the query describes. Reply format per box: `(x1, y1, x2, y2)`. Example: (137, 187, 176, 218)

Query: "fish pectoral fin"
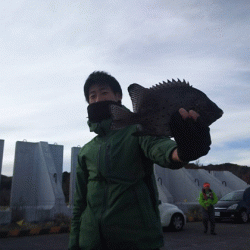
(110, 104, 136, 130)
(110, 104, 132, 120)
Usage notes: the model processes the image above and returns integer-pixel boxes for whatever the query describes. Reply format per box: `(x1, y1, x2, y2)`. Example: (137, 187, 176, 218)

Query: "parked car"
(158, 201, 186, 231)
(214, 187, 250, 223)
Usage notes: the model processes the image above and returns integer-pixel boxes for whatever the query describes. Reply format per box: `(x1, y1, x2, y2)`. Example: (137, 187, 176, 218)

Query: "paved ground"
(0, 233, 69, 250)
(0, 221, 249, 250)
(162, 220, 250, 250)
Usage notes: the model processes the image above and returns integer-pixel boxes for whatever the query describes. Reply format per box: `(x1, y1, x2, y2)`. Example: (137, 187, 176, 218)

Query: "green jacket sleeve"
(138, 135, 184, 169)
(68, 152, 89, 250)
(198, 192, 207, 208)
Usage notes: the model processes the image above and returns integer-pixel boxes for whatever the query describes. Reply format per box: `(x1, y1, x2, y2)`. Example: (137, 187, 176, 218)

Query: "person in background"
(68, 71, 212, 250)
(199, 182, 218, 235)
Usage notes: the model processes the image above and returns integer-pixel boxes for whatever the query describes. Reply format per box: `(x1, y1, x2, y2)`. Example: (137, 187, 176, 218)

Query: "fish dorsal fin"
(128, 83, 148, 113)
(150, 79, 190, 90)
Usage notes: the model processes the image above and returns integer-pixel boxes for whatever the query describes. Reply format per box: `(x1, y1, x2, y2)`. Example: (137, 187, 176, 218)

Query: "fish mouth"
(213, 109, 223, 121)
(218, 109, 224, 118)
(212, 107, 223, 119)
(212, 109, 223, 124)
(204, 108, 223, 126)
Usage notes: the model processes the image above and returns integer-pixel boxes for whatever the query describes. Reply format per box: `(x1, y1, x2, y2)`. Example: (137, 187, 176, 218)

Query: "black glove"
(169, 111, 211, 162)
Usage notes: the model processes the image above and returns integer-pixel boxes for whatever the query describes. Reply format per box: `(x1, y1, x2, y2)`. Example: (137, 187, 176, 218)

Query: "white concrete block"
(10, 141, 69, 222)
(155, 165, 201, 203)
(154, 165, 242, 203)
(69, 146, 81, 208)
(186, 169, 232, 199)
(210, 171, 249, 191)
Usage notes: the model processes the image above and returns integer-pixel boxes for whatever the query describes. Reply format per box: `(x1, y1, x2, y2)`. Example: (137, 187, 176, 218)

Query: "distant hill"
(1, 163, 250, 206)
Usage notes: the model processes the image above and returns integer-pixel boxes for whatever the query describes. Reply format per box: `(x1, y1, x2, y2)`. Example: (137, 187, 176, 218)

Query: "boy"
(69, 71, 211, 250)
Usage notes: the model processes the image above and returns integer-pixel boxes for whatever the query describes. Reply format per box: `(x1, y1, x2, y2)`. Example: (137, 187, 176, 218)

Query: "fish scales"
(110, 79, 223, 136)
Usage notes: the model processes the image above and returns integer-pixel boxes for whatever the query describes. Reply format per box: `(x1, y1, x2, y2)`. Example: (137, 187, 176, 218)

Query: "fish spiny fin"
(150, 79, 191, 90)
(128, 83, 147, 113)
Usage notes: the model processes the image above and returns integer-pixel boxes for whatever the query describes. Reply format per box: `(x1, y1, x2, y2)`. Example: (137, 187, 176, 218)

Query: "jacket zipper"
(105, 144, 111, 176)
(99, 142, 111, 222)
(97, 144, 102, 175)
(102, 144, 111, 214)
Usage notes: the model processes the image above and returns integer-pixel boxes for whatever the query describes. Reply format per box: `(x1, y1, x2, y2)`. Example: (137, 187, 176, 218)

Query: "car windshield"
(220, 191, 244, 201)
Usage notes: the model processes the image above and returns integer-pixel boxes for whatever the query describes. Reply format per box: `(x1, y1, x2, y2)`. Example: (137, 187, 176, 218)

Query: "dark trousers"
(202, 206, 215, 233)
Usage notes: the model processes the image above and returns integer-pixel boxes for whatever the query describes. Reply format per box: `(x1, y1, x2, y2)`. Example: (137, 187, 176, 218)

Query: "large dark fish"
(110, 79, 223, 136)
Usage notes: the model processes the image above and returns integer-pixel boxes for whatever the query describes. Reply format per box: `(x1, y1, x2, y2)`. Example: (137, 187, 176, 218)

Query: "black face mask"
(87, 101, 121, 123)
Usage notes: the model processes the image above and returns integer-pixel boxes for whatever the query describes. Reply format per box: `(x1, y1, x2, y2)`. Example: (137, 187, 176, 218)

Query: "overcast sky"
(1, 0, 250, 176)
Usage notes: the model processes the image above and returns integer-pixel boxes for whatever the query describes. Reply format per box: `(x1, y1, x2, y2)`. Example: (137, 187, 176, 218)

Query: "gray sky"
(1, 0, 250, 176)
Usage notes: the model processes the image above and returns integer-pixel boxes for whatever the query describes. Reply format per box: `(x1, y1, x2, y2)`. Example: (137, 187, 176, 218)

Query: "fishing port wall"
(0, 139, 249, 224)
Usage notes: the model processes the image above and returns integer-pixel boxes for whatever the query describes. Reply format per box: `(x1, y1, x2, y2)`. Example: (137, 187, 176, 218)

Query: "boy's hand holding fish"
(170, 108, 211, 162)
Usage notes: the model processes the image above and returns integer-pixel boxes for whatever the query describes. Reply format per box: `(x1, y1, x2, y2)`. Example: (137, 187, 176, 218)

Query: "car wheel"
(170, 213, 184, 231)
(238, 210, 248, 223)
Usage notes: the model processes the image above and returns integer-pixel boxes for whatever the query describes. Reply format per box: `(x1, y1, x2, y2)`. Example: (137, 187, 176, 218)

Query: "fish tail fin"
(110, 104, 138, 130)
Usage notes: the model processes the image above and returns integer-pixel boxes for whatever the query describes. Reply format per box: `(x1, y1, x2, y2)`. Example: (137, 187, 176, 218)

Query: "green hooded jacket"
(198, 189, 218, 208)
(68, 117, 183, 250)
